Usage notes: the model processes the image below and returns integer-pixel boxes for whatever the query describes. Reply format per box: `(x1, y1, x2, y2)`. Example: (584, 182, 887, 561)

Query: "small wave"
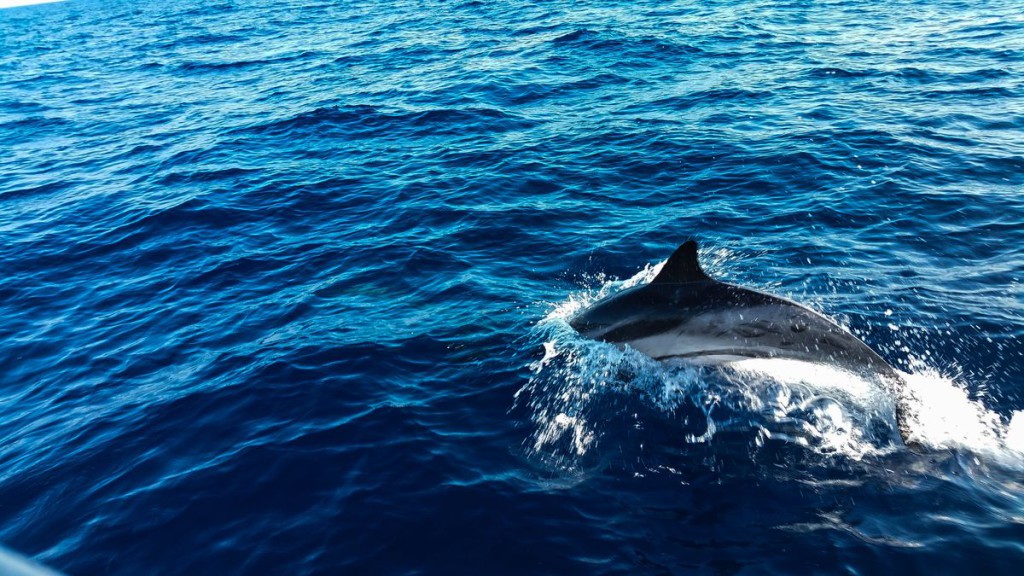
(893, 66, 1016, 90)
(153, 166, 262, 187)
(0, 114, 72, 133)
(0, 99, 52, 112)
(806, 67, 873, 79)
(551, 29, 597, 44)
(177, 51, 319, 73)
(60, 198, 256, 267)
(241, 105, 381, 136)
(178, 58, 277, 72)
(237, 105, 535, 139)
(178, 1, 235, 18)
(178, 32, 246, 47)
(0, 179, 74, 202)
(923, 45, 1021, 61)
(647, 88, 773, 111)
(512, 23, 562, 37)
(921, 86, 1017, 100)
(549, 28, 704, 60)
(565, 72, 632, 91)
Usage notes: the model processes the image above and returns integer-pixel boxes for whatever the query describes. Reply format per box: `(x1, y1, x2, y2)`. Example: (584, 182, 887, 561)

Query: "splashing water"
(900, 368, 1024, 466)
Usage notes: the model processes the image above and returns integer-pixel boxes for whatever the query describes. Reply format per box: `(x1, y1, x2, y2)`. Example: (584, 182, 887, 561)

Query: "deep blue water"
(2, 0, 1024, 573)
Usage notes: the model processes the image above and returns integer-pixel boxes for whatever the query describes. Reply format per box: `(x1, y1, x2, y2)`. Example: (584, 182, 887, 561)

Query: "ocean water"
(2, 0, 1023, 573)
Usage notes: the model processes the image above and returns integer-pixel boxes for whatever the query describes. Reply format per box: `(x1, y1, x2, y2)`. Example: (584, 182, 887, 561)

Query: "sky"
(0, 0, 65, 9)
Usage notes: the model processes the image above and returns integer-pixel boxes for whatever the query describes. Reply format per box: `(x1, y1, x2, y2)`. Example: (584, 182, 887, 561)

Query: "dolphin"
(569, 240, 912, 443)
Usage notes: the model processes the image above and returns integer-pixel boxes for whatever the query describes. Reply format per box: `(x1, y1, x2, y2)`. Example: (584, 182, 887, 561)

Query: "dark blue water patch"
(150, 166, 263, 187)
(547, 27, 710, 68)
(0, 99, 54, 113)
(551, 29, 596, 44)
(0, 113, 73, 134)
(0, 178, 77, 203)
(234, 105, 537, 141)
(923, 44, 1023, 62)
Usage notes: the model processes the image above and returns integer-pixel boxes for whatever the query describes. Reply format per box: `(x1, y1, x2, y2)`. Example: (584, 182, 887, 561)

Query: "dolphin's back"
(568, 240, 911, 443)
(571, 280, 897, 379)
(569, 240, 898, 378)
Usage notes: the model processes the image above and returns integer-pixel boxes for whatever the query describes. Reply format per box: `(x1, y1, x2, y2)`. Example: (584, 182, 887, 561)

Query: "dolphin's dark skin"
(570, 240, 912, 443)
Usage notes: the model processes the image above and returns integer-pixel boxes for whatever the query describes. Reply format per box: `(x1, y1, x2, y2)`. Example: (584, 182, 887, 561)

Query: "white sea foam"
(899, 368, 1024, 466)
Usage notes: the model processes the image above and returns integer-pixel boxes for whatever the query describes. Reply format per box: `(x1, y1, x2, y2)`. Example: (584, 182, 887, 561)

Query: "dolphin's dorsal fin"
(651, 240, 711, 284)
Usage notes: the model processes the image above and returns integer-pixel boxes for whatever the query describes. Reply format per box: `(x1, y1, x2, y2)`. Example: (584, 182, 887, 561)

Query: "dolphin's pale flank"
(570, 240, 912, 443)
